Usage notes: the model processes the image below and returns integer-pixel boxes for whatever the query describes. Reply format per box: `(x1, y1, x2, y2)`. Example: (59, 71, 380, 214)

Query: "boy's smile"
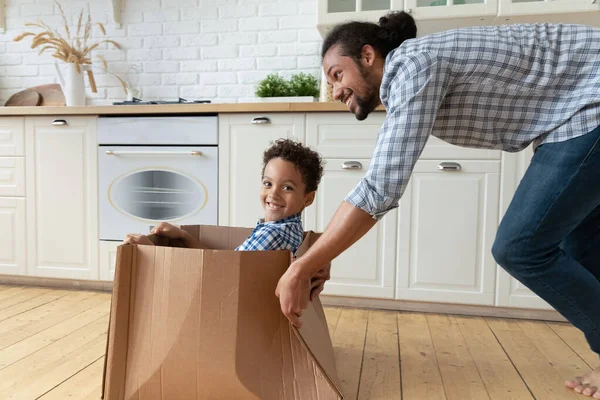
(261, 157, 315, 222)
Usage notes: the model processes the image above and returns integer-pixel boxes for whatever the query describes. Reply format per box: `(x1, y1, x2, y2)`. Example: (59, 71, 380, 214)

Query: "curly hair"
(262, 139, 324, 193)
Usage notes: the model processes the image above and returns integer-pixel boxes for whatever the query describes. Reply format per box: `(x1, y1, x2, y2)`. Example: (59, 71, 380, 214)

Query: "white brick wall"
(0, 0, 323, 105)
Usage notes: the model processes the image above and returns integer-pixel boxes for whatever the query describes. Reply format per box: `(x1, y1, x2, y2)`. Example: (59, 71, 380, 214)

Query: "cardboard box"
(102, 225, 343, 400)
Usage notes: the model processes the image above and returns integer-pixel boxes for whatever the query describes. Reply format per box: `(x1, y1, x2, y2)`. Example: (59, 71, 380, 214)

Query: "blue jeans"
(492, 125, 600, 356)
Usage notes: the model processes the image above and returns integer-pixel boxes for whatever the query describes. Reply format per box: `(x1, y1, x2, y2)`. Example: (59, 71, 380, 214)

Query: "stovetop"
(112, 97, 212, 105)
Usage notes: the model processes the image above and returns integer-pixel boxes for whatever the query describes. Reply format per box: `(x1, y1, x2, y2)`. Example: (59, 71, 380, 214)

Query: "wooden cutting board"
(5, 89, 41, 106)
(33, 84, 66, 106)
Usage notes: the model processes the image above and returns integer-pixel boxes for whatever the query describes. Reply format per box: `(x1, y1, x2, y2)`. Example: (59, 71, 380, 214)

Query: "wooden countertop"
(0, 102, 386, 116)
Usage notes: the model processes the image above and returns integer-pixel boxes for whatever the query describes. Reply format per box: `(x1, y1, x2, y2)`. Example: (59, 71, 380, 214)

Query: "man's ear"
(304, 191, 316, 207)
(361, 44, 377, 66)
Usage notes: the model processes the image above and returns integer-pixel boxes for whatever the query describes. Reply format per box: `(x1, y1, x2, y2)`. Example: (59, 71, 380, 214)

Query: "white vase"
(54, 62, 87, 106)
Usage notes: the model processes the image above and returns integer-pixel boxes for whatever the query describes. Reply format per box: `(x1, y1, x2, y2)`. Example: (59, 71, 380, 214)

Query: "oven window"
(109, 169, 207, 221)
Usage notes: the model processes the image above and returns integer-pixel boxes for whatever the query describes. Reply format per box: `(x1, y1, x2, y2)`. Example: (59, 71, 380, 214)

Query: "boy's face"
(261, 157, 315, 223)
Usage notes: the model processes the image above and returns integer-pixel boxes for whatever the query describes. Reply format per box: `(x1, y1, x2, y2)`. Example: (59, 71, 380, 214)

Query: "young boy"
(123, 138, 325, 255)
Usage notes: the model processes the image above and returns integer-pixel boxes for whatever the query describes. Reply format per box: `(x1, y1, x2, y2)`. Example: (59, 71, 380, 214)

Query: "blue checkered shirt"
(346, 23, 600, 221)
(235, 212, 304, 253)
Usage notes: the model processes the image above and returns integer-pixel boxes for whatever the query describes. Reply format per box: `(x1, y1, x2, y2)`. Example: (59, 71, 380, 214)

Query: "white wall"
(0, 0, 323, 104)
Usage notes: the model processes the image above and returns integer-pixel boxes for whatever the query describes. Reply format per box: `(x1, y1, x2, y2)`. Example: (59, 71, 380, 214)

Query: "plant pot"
(253, 96, 316, 103)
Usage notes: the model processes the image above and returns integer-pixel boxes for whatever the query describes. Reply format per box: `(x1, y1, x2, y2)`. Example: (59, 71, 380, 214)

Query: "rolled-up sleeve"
(345, 53, 450, 220)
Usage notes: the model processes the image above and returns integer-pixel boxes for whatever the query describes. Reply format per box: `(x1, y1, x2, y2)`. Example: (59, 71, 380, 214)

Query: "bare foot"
(566, 366, 600, 398)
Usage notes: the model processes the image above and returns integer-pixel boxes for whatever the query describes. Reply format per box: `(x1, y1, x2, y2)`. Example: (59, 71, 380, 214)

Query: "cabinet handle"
(438, 162, 461, 171)
(341, 161, 362, 170)
(251, 116, 271, 125)
(105, 150, 203, 156)
(405, 8, 412, 14)
(52, 119, 68, 126)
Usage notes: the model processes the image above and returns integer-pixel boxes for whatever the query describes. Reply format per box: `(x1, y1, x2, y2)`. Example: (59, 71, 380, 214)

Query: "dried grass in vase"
(13, 0, 121, 78)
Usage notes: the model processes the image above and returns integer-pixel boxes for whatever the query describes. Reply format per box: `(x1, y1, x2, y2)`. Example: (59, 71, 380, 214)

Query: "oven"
(97, 115, 218, 241)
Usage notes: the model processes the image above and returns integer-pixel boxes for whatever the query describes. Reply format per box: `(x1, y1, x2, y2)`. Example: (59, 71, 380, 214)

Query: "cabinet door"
(99, 240, 120, 282)
(304, 158, 397, 299)
(218, 113, 305, 228)
(318, 0, 405, 30)
(496, 146, 552, 309)
(405, 0, 498, 19)
(0, 198, 26, 275)
(396, 160, 500, 305)
(498, 0, 599, 16)
(0, 117, 24, 156)
(25, 117, 99, 280)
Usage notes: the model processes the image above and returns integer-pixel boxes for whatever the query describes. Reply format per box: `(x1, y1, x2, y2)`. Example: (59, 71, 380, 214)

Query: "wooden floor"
(0, 285, 597, 400)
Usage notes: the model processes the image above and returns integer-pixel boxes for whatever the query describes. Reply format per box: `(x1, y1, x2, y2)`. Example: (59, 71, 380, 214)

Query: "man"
(275, 11, 600, 398)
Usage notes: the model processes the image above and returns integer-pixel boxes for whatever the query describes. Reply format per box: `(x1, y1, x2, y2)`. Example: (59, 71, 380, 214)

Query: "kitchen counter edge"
(0, 102, 386, 116)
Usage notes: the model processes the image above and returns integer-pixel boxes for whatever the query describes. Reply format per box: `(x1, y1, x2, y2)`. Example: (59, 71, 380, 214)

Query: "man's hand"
(275, 262, 312, 328)
(122, 233, 154, 246)
(310, 264, 331, 300)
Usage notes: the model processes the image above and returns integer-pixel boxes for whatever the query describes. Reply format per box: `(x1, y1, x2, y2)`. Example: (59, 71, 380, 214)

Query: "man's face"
(322, 44, 381, 121)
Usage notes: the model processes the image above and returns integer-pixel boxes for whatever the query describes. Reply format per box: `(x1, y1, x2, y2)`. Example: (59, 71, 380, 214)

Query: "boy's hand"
(122, 233, 154, 246)
(151, 222, 185, 239)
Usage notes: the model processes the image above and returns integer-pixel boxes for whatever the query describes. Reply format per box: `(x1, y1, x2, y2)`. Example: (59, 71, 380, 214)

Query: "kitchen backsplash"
(0, 0, 323, 105)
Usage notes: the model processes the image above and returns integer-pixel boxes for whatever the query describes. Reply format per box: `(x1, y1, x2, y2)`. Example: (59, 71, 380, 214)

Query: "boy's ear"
(304, 191, 316, 207)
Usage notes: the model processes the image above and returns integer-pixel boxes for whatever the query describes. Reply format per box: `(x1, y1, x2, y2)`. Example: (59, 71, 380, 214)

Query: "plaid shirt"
(347, 23, 600, 221)
(235, 212, 304, 253)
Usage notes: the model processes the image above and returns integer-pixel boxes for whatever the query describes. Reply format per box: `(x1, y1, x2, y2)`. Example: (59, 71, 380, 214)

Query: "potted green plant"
(254, 73, 319, 102)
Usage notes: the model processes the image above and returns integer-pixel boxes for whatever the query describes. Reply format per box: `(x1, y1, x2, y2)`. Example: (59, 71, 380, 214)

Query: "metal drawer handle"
(105, 150, 203, 156)
(438, 162, 461, 171)
(341, 161, 362, 170)
(52, 119, 68, 126)
(251, 116, 271, 124)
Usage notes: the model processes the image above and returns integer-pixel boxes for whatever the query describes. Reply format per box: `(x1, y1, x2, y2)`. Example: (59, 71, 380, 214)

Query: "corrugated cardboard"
(102, 225, 343, 400)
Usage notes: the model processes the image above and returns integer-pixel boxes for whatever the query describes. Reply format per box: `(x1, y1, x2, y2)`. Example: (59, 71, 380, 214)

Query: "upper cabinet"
(317, 0, 600, 37)
(498, 0, 600, 17)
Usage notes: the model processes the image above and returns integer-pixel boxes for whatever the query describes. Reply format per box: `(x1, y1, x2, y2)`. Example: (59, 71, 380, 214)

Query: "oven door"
(98, 146, 217, 241)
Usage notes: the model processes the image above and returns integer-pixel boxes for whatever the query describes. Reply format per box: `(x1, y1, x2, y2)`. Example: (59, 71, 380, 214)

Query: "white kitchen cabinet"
(0, 117, 25, 156)
(304, 158, 397, 299)
(396, 159, 500, 305)
(318, 0, 405, 33)
(0, 117, 26, 276)
(0, 198, 26, 276)
(496, 146, 553, 310)
(305, 112, 396, 298)
(25, 116, 99, 280)
(406, 0, 498, 20)
(218, 113, 305, 228)
(99, 240, 120, 281)
(498, 0, 600, 17)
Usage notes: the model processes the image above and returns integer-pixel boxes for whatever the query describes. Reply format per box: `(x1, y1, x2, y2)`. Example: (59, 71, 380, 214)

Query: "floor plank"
(517, 320, 591, 382)
(330, 308, 369, 400)
(451, 315, 533, 400)
(324, 306, 342, 336)
(0, 290, 71, 323)
(0, 301, 110, 369)
(37, 357, 105, 400)
(0, 287, 52, 311)
(486, 318, 582, 400)
(0, 316, 109, 393)
(357, 310, 401, 400)
(547, 322, 600, 369)
(397, 312, 446, 400)
(0, 334, 107, 400)
(427, 314, 490, 400)
(0, 292, 110, 351)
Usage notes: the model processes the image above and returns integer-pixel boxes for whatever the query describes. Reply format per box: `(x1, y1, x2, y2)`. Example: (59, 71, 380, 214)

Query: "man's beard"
(353, 63, 380, 121)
